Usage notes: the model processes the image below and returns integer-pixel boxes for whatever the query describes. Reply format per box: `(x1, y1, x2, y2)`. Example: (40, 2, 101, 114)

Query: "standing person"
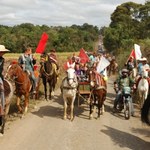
(0, 45, 9, 115)
(18, 46, 37, 93)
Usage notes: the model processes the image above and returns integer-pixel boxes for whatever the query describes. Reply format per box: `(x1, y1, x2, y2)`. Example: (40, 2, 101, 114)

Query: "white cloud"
(0, 0, 145, 27)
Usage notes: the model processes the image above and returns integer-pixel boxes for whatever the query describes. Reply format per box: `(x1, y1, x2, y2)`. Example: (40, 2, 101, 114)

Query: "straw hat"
(139, 57, 147, 62)
(0, 45, 10, 52)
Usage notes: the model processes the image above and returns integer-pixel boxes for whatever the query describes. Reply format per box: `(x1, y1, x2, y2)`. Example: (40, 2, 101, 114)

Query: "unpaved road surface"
(0, 76, 150, 150)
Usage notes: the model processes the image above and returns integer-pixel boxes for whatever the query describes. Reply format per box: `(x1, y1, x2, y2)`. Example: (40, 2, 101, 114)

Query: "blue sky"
(0, 0, 145, 28)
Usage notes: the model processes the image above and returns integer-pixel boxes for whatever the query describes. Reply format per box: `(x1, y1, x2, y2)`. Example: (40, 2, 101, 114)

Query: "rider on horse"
(48, 49, 59, 77)
(18, 46, 37, 93)
(0, 45, 9, 115)
(113, 68, 135, 116)
(136, 57, 150, 87)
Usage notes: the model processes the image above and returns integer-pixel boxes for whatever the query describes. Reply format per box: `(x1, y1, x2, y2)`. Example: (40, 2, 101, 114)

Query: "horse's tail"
(141, 94, 150, 125)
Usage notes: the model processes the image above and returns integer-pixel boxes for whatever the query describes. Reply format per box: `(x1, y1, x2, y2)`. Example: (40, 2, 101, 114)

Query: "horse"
(60, 68, 78, 121)
(137, 70, 149, 108)
(5, 63, 31, 115)
(40, 53, 57, 100)
(0, 79, 13, 135)
(88, 69, 107, 119)
(141, 93, 150, 126)
(107, 59, 118, 76)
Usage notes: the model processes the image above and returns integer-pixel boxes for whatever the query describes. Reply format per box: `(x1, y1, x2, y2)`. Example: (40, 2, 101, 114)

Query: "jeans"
(30, 71, 37, 91)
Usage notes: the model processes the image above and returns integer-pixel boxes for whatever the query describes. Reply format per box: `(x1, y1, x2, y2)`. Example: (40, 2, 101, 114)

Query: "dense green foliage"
(0, 23, 99, 53)
(103, 1, 150, 56)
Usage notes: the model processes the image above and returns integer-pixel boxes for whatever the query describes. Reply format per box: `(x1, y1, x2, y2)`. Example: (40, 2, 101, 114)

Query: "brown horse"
(0, 79, 13, 135)
(107, 59, 118, 76)
(5, 63, 31, 114)
(88, 69, 107, 119)
(40, 53, 57, 100)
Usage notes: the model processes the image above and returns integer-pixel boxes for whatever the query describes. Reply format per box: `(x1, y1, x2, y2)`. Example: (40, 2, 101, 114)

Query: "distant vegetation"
(0, 23, 99, 53)
(102, 1, 150, 62)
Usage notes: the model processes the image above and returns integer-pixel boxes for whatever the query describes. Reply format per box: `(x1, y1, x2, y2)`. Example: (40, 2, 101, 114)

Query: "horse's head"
(40, 53, 49, 64)
(141, 69, 148, 78)
(88, 69, 106, 88)
(66, 68, 77, 86)
(5, 63, 22, 80)
(88, 69, 96, 87)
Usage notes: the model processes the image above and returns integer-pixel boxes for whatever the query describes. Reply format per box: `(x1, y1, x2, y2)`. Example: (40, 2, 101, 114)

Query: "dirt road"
(0, 76, 150, 150)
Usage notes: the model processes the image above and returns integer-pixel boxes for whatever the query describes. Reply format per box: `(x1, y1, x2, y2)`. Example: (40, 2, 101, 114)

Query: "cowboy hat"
(0, 45, 10, 52)
(139, 57, 147, 61)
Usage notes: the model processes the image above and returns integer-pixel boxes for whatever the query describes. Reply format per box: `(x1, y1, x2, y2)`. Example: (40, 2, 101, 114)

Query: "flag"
(36, 32, 49, 54)
(96, 56, 110, 73)
(134, 44, 142, 60)
(63, 59, 73, 70)
(78, 48, 89, 64)
(129, 49, 136, 59)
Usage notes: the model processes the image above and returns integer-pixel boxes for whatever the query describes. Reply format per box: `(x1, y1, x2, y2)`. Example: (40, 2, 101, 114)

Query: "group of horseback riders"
(0, 44, 59, 116)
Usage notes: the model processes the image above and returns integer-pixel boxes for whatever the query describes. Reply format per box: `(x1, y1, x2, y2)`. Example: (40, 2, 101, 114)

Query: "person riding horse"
(48, 49, 59, 77)
(18, 46, 37, 94)
(136, 57, 150, 87)
(0, 45, 10, 116)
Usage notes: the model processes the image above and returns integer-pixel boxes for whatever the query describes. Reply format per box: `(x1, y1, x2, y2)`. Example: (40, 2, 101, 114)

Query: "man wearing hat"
(49, 49, 59, 76)
(0, 45, 9, 115)
(137, 57, 149, 77)
(113, 68, 135, 116)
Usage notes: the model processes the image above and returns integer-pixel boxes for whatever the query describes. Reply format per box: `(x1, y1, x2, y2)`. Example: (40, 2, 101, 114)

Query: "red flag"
(126, 49, 136, 64)
(36, 32, 48, 54)
(63, 59, 73, 70)
(78, 48, 89, 64)
(129, 49, 136, 59)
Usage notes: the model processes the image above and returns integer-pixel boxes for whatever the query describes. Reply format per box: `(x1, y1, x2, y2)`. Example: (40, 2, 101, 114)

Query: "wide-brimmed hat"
(0, 45, 10, 52)
(139, 57, 147, 61)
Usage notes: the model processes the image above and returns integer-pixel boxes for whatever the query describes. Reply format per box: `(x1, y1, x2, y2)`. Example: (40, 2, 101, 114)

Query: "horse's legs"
(49, 82, 52, 100)
(16, 97, 23, 113)
(24, 94, 29, 114)
(63, 98, 67, 120)
(0, 115, 5, 134)
(89, 100, 93, 119)
(70, 98, 75, 121)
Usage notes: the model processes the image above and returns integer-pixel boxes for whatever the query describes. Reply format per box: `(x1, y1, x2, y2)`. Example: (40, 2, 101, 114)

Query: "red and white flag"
(96, 56, 110, 73)
(36, 32, 49, 54)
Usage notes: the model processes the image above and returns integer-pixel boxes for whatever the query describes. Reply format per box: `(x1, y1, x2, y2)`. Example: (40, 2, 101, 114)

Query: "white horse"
(60, 68, 78, 121)
(137, 70, 149, 108)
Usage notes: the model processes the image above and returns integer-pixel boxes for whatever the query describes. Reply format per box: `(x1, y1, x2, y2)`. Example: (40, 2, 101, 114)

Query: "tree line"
(103, 1, 150, 56)
(0, 23, 99, 53)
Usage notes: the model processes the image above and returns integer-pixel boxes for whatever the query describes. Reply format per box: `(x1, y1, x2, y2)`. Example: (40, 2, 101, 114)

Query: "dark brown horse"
(40, 53, 57, 100)
(5, 63, 31, 114)
(0, 79, 13, 135)
(88, 69, 107, 119)
(141, 93, 150, 126)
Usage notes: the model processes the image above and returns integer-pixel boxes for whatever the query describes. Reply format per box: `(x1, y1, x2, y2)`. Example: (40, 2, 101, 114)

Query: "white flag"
(96, 56, 110, 73)
(134, 44, 142, 60)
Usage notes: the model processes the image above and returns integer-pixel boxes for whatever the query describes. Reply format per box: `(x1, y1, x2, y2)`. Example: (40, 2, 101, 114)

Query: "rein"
(41, 63, 54, 77)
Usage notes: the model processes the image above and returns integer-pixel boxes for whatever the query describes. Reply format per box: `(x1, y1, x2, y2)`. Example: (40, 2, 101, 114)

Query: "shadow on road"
(31, 105, 63, 119)
(101, 125, 150, 150)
